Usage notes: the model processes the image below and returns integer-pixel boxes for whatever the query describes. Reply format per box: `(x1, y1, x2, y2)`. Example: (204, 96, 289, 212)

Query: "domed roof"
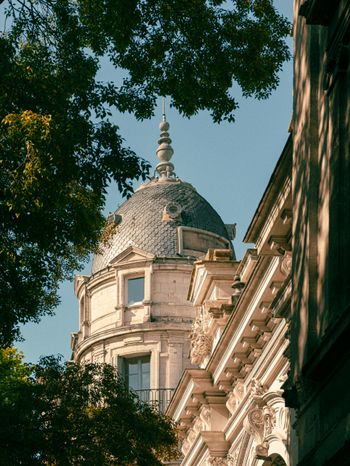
(92, 179, 232, 274)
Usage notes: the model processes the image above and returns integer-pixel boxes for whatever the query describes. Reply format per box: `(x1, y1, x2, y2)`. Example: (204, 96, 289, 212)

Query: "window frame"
(117, 353, 151, 392)
(124, 354, 150, 391)
(125, 275, 145, 306)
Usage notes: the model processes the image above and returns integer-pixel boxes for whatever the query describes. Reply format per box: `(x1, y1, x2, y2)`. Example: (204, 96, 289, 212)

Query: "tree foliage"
(0, 0, 290, 345)
(0, 349, 178, 465)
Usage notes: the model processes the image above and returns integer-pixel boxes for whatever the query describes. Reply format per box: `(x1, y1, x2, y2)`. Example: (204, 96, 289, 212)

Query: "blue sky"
(11, 1, 293, 362)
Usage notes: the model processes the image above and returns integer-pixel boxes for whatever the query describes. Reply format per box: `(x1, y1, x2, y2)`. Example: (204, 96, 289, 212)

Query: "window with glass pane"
(127, 276, 144, 305)
(125, 355, 150, 392)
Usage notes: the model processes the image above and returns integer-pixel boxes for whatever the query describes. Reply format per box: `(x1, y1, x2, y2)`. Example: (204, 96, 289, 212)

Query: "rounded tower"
(72, 116, 234, 410)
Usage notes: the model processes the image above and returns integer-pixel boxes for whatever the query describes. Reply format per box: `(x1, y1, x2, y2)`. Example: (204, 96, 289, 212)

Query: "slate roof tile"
(92, 180, 230, 273)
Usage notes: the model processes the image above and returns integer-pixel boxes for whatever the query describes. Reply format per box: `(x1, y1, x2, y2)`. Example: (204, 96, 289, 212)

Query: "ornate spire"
(156, 98, 176, 181)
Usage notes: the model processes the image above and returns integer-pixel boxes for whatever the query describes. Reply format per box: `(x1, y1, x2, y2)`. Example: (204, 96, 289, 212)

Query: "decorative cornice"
(75, 321, 192, 360)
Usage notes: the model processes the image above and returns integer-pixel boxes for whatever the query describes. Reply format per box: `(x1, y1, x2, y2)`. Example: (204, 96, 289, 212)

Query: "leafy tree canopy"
(0, 0, 290, 345)
(0, 348, 178, 465)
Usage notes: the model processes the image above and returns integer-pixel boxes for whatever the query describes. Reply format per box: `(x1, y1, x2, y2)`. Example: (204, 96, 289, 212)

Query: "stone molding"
(243, 380, 289, 460)
(205, 301, 234, 320)
(179, 384, 228, 456)
(268, 235, 292, 256)
(206, 457, 228, 466)
(201, 431, 230, 458)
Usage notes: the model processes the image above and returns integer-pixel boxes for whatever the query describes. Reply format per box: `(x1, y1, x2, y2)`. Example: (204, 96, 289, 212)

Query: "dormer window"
(127, 276, 144, 305)
(177, 226, 232, 258)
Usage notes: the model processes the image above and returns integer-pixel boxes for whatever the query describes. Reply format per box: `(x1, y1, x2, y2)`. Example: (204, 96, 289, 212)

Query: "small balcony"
(133, 388, 175, 413)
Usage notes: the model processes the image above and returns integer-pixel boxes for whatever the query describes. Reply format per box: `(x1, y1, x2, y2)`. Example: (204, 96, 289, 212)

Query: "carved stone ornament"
(235, 381, 245, 398)
(280, 251, 292, 277)
(207, 456, 228, 466)
(243, 407, 269, 458)
(163, 202, 182, 221)
(189, 428, 197, 443)
(244, 383, 279, 460)
(200, 405, 211, 429)
(190, 333, 212, 364)
(226, 391, 238, 415)
(226, 382, 246, 415)
(249, 378, 266, 400)
(227, 449, 240, 466)
(190, 313, 213, 364)
(182, 438, 190, 455)
(193, 417, 204, 435)
(182, 417, 204, 454)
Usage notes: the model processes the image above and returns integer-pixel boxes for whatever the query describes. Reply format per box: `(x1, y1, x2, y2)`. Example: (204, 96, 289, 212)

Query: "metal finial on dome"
(162, 96, 166, 122)
(156, 98, 176, 181)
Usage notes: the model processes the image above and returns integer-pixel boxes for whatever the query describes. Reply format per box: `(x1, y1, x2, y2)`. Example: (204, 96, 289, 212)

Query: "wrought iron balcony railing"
(133, 388, 175, 412)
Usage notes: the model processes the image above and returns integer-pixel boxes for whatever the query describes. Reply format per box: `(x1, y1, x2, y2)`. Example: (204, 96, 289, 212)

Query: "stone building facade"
(71, 119, 235, 411)
(72, 124, 295, 465)
(71, 1, 350, 464)
(285, 1, 350, 465)
(167, 137, 293, 466)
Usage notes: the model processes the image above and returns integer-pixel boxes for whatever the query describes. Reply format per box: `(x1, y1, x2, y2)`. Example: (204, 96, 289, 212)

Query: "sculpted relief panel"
(190, 312, 213, 365)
